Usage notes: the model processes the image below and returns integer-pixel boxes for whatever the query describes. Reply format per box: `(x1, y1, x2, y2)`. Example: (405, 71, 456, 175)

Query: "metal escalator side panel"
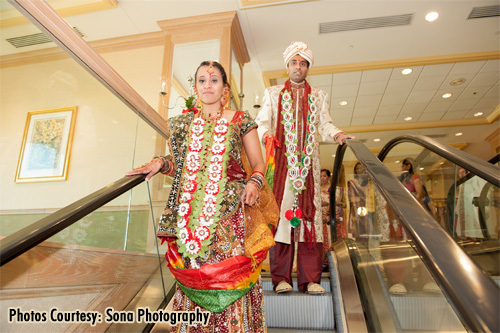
(349, 241, 402, 333)
(332, 241, 368, 333)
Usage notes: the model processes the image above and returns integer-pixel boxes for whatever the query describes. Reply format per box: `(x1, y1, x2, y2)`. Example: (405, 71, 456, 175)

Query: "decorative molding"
(340, 115, 499, 134)
(157, 11, 249, 74)
(0, 0, 118, 28)
(230, 13, 250, 65)
(486, 104, 500, 123)
(239, 0, 313, 9)
(484, 125, 500, 154)
(230, 75, 241, 110)
(157, 11, 236, 35)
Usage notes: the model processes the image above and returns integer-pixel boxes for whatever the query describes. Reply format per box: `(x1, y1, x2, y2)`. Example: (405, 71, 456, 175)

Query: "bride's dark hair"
(195, 61, 230, 88)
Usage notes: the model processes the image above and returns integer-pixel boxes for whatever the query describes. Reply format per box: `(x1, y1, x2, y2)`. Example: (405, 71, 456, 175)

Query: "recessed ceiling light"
(425, 12, 439, 22)
(474, 112, 484, 117)
(442, 93, 452, 99)
(419, 167, 424, 171)
(339, 101, 348, 106)
(373, 138, 381, 142)
(450, 78, 466, 86)
(401, 68, 412, 75)
(404, 116, 413, 121)
(455, 132, 463, 136)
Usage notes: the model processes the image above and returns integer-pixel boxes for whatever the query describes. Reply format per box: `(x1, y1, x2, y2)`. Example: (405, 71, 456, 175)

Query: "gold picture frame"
(15, 106, 77, 183)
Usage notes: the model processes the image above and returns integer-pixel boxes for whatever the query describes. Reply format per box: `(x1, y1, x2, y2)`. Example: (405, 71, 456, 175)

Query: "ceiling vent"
(320, 14, 413, 34)
(6, 27, 84, 48)
(468, 5, 500, 19)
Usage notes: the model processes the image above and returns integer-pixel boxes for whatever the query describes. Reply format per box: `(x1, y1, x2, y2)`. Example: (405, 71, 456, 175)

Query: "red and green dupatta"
(165, 239, 267, 313)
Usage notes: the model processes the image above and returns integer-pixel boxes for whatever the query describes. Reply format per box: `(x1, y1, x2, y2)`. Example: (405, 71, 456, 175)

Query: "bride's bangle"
(153, 155, 174, 175)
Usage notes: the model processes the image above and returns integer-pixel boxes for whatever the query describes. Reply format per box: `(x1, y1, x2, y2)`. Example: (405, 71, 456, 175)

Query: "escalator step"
(264, 291, 335, 330)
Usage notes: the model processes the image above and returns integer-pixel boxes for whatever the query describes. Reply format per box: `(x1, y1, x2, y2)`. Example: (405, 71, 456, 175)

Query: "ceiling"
(2, 0, 499, 164)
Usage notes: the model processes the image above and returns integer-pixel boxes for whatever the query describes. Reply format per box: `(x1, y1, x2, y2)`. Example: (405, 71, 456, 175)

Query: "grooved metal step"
(262, 273, 335, 331)
(389, 292, 471, 331)
(264, 291, 335, 330)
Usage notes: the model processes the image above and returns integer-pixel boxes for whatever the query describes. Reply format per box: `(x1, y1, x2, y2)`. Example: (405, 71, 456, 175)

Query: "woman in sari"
(347, 162, 373, 243)
(126, 61, 278, 332)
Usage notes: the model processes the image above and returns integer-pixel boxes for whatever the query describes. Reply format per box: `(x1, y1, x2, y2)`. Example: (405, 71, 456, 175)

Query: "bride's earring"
(194, 87, 203, 110)
(220, 87, 230, 110)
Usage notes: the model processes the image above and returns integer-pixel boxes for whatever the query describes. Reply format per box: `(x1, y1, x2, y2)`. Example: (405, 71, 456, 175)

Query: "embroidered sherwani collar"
(289, 80, 306, 89)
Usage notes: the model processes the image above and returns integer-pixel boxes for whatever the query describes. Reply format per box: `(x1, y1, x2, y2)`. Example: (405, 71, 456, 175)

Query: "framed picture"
(15, 106, 77, 183)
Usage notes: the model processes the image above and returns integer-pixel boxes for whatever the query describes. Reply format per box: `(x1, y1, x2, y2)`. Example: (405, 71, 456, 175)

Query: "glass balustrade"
(338, 147, 467, 332)
(380, 142, 500, 285)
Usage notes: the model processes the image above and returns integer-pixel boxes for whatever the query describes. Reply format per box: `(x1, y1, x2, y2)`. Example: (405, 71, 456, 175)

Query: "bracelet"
(248, 173, 264, 190)
(161, 160, 173, 175)
(250, 173, 264, 183)
(153, 155, 174, 176)
(251, 170, 265, 179)
(247, 178, 263, 190)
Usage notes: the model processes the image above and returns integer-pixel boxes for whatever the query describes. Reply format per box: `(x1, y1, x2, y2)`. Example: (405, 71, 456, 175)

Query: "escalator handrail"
(331, 139, 499, 333)
(0, 175, 146, 266)
(378, 135, 500, 187)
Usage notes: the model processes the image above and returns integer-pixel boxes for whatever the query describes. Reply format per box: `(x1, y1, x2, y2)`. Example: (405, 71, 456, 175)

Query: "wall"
(0, 45, 165, 213)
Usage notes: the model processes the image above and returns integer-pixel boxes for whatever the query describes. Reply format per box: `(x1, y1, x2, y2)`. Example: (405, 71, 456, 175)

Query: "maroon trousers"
(269, 236, 323, 292)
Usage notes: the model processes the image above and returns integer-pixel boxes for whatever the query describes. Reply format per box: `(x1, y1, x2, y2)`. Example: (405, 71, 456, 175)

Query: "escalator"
(323, 135, 499, 332)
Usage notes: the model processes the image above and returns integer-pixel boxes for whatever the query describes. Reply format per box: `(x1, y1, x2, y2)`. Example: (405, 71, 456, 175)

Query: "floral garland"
(176, 116, 230, 259)
(281, 90, 318, 227)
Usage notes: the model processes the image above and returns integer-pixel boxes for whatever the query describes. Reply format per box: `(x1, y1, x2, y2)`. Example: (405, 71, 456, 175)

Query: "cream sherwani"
(255, 81, 342, 244)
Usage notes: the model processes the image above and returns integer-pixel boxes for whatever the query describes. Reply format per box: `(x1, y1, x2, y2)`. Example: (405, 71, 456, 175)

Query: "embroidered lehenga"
(157, 110, 278, 332)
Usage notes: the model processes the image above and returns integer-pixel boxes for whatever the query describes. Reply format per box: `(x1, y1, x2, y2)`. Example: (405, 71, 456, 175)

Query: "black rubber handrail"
(330, 139, 499, 333)
(0, 175, 146, 266)
(378, 135, 500, 187)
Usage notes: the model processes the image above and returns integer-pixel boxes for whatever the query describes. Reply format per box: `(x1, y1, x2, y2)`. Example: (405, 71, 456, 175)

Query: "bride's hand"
(125, 158, 162, 181)
(241, 182, 260, 206)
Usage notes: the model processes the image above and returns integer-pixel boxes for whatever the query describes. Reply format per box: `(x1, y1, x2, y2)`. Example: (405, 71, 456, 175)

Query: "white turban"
(283, 41, 314, 68)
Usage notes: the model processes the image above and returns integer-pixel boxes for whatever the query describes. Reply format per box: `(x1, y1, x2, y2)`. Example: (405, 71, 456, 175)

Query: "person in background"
(335, 165, 348, 241)
(381, 157, 439, 294)
(320, 169, 332, 269)
(255, 41, 355, 294)
(126, 61, 279, 332)
(347, 162, 373, 244)
(455, 167, 490, 239)
(400, 158, 437, 218)
(399, 158, 423, 203)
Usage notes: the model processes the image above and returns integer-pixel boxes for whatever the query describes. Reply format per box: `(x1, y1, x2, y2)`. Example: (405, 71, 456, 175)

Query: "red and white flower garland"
(176, 116, 229, 258)
(281, 91, 318, 227)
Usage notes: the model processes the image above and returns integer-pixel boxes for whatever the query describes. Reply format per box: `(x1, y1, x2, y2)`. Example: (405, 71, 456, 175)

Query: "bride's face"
(195, 66, 224, 106)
